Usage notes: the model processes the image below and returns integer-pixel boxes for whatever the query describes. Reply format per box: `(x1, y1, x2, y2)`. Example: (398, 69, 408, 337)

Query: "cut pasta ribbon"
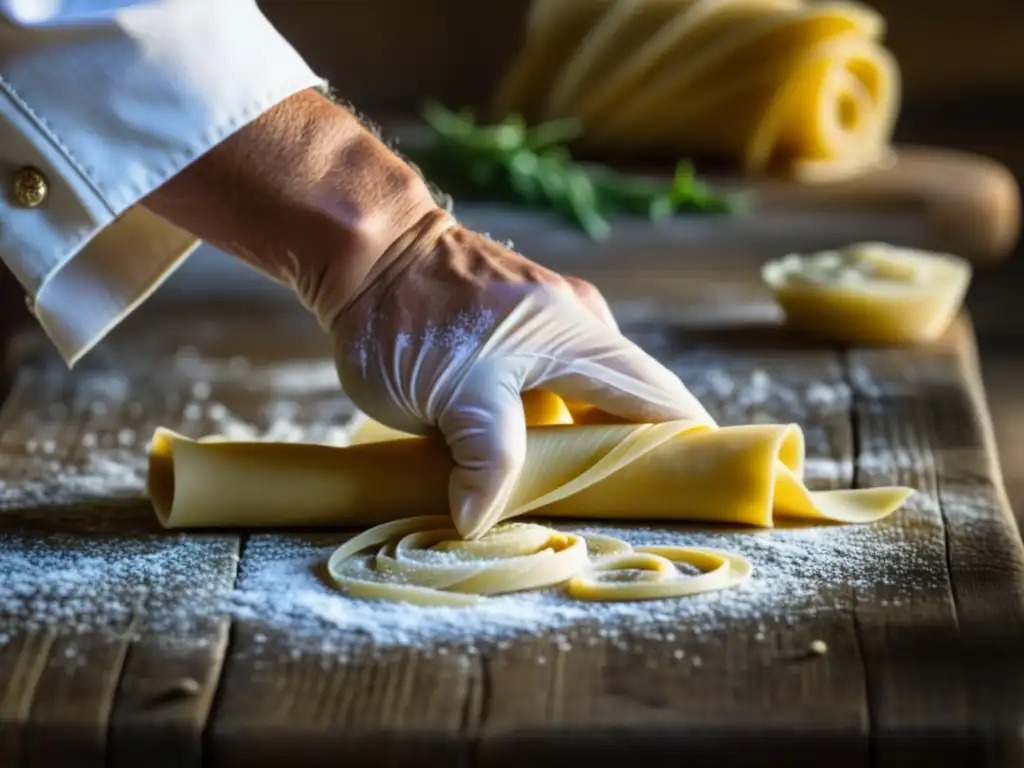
(147, 391, 912, 605)
(566, 545, 752, 602)
(326, 515, 751, 606)
(494, 0, 900, 182)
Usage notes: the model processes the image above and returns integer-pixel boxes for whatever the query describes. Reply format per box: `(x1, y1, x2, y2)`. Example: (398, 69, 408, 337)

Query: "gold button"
(12, 167, 48, 208)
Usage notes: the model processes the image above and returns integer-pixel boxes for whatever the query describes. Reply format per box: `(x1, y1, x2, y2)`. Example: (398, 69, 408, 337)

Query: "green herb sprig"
(402, 103, 750, 241)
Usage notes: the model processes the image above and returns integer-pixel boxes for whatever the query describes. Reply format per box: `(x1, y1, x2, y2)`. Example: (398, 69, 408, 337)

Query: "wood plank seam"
(0, 356, 248, 767)
(461, 654, 489, 766)
(0, 629, 55, 762)
(96, 614, 141, 761)
(930, 398, 966, 628)
(844, 340, 978, 765)
(200, 535, 247, 764)
(843, 349, 966, 764)
(840, 351, 880, 768)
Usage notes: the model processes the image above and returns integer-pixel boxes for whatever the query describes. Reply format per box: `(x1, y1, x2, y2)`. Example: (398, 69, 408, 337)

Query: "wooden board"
(980, 348, 1024, 528)
(0, 275, 1023, 766)
(387, 118, 1020, 266)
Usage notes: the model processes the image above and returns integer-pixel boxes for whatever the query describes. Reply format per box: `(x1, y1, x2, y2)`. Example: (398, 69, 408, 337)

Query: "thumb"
(438, 366, 528, 540)
(537, 316, 717, 427)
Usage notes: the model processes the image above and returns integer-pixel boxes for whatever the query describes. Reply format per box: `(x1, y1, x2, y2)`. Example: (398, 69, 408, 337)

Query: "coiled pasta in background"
(494, 0, 901, 182)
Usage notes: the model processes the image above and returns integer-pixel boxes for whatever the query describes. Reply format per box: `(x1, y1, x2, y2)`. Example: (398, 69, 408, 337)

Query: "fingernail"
(454, 492, 490, 539)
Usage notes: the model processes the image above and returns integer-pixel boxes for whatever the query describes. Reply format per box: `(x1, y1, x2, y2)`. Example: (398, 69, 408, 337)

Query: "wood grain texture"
(0, 287, 1022, 764)
(476, 335, 869, 767)
(0, 342, 240, 767)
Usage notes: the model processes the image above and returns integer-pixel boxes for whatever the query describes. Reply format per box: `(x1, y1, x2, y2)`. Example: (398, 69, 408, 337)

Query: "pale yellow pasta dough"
(494, 0, 900, 182)
(148, 393, 911, 532)
(326, 514, 752, 606)
(762, 242, 973, 344)
(147, 390, 911, 605)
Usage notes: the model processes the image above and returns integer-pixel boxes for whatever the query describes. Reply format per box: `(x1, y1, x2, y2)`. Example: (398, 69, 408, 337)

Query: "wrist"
(141, 90, 439, 315)
(300, 114, 443, 323)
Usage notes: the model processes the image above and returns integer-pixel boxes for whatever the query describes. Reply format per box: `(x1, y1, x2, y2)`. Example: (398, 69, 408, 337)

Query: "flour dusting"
(173, 348, 341, 394)
(345, 308, 496, 381)
(0, 340, 969, 661)
(224, 501, 943, 658)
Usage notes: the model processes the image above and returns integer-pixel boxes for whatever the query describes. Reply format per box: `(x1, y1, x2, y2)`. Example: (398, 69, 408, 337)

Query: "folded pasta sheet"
(494, 0, 900, 182)
(148, 392, 912, 532)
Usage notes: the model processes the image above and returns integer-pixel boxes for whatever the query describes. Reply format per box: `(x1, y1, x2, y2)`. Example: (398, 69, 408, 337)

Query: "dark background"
(255, 0, 1024, 339)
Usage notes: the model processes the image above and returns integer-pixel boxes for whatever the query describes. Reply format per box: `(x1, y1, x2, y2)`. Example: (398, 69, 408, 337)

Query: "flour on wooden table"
(0, 357, 953, 661)
(0, 450, 147, 508)
(172, 348, 341, 394)
(0, 530, 232, 633)
(225, 498, 945, 660)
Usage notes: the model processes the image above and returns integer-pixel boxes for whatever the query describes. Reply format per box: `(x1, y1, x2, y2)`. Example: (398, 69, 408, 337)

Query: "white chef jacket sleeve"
(0, 0, 324, 366)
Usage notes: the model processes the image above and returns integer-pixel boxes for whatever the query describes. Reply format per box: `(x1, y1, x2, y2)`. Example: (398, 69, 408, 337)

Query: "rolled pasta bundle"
(494, 0, 900, 182)
(147, 392, 911, 533)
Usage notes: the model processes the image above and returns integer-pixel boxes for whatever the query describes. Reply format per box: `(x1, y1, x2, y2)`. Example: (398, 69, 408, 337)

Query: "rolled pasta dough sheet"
(148, 392, 912, 534)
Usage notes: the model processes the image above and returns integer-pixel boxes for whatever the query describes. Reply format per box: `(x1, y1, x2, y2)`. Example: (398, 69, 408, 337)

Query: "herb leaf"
(408, 103, 749, 240)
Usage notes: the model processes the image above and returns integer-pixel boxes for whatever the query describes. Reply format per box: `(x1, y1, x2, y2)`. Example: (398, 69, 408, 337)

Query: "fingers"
(535, 312, 717, 427)
(438, 367, 528, 539)
(563, 275, 620, 331)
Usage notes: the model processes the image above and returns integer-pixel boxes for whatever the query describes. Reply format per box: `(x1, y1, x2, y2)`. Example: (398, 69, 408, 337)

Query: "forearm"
(142, 90, 440, 320)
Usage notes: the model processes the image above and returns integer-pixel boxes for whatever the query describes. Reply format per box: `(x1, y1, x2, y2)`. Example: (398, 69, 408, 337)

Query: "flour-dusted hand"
(327, 211, 715, 539)
(0, 0, 711, 538)
(141, 91, 712, 540)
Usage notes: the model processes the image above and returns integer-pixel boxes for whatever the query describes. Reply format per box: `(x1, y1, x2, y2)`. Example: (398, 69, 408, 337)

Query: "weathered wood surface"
(0, 268, 1023, 766)
(982, 349, 1024, 527)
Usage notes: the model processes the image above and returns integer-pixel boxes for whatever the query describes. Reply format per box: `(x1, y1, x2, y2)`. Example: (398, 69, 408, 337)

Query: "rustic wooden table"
(0, 261, 1022, 768)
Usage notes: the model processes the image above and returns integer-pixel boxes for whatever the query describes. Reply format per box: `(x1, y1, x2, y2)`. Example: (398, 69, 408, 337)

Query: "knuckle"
(490, 439, 526, 474)
(563, 275, 600, 300)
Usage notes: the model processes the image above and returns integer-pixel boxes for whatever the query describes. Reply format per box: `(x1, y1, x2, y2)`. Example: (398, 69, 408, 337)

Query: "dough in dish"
(762, 242, 972, 344)
(148, 390, 912, 534)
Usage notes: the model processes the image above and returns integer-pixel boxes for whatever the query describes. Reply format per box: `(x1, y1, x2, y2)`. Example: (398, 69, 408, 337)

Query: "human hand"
(142, 91, 713, 538)
(328, 210, 715, 538)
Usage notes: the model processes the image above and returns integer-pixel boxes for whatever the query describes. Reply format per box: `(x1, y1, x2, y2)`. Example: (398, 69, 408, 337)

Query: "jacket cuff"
(0, 0, 324, 365)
